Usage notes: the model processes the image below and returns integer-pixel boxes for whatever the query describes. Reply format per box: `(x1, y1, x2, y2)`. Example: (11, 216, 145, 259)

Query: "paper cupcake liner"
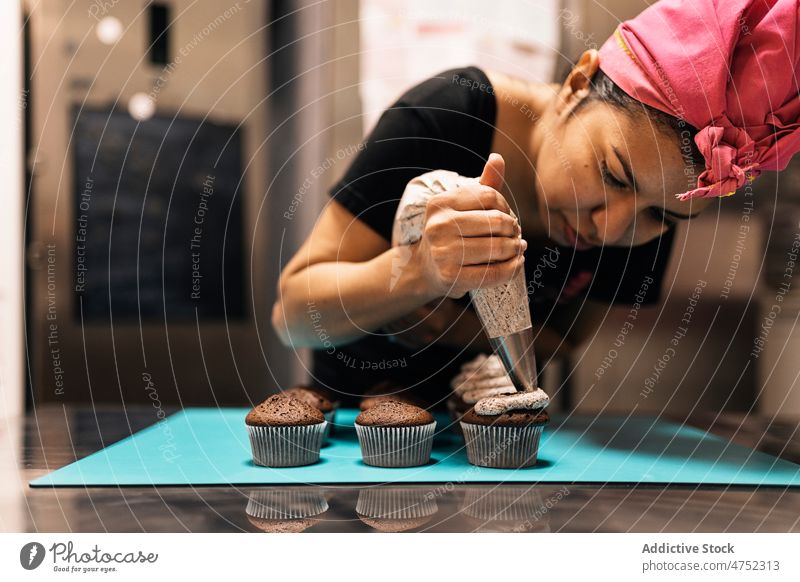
(355, 487, 438, 519)
(460, 422, 543, 469)
(461, 486, 545, 521)
(246, 489, 329, 519)
(247, 422, 326, 467)
(355, 422, 436, 467)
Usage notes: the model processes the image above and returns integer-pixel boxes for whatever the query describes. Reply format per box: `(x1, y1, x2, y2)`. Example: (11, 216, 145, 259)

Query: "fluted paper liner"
(355, 422, 436, 467)
(247, 422, 327, 467)
(460, 422, 543, 469)
(356, 487, 438, 519)
(246, 489, 329, 519)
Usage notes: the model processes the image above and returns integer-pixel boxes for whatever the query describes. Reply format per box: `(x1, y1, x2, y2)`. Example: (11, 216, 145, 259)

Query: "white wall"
(359, 0, 559, 133)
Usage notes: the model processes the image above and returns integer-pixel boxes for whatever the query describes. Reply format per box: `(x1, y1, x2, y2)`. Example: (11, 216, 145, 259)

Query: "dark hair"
(571, 68, 704, 168)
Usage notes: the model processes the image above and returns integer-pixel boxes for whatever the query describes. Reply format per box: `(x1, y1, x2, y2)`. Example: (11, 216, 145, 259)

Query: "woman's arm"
(271, 199, 434, 348)
(272, 155, 524, 349)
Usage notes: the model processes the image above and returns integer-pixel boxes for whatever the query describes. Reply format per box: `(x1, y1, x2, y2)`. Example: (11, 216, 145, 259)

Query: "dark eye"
(601, 160, 627, 190)
(648, 206, 677, 228)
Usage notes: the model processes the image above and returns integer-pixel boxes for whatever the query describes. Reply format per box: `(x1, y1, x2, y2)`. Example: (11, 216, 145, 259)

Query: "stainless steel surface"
(489, 326, 539, 392)
(5, 405, 800, 532)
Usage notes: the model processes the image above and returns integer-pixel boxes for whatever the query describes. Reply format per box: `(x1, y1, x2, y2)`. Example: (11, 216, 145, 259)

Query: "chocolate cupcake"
(355, 400, 436, 467)
(245, 394, 327, 467)
(283, 386, 336, 442)
(460, 388, 549, 469)
(359, 380, 423, 411)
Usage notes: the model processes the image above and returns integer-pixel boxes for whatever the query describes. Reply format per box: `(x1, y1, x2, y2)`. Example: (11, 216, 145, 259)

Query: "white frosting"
(461, 353, 489, 370)
(449, 354, 518, 403)
(474, 388, 550, 416)
(459, 353, 505, 375)
(461, 385, 517, 404)
(451, 354, 512, 395)
(453, 374, 514, 393)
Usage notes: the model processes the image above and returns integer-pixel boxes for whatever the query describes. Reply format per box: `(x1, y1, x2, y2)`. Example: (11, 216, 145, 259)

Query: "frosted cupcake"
(460, 388, 550, 469)
(245, 394, 327, 467)
(448, 354, 517, 427)
(355, 400, 436, 467)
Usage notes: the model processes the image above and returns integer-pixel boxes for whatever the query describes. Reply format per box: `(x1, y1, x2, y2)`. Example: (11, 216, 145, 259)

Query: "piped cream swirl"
(450, 354, 516, 403)
(474, 387, 550, 416)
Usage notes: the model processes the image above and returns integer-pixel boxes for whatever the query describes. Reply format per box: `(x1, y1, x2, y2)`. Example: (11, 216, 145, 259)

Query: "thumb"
(478, 153, 505, 191)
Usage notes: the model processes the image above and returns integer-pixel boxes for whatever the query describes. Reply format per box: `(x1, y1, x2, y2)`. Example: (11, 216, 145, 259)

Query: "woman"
(272, 0, 799, 408)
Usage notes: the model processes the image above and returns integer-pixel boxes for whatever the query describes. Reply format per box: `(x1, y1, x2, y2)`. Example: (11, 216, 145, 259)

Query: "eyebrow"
(611, 145, 638, 192)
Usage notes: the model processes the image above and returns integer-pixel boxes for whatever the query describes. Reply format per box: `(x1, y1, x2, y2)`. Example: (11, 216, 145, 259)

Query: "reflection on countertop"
(6, 405, 800, 533)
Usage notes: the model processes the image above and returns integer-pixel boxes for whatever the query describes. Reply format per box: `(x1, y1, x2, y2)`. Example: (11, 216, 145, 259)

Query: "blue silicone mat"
(29, 408, 800, 487)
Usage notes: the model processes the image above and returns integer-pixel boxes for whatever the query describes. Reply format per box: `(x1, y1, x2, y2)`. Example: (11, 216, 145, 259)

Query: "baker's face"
(531, 72, 713, 249)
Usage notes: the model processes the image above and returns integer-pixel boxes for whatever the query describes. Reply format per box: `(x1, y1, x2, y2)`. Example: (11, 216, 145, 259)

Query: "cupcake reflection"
(356, 486, 439, 532)
(246, 488, 329, 533)
(460, 486, 555, 532)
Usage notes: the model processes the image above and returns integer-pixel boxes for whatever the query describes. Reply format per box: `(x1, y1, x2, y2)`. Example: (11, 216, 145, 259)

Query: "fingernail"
(520, 239, 528, 250)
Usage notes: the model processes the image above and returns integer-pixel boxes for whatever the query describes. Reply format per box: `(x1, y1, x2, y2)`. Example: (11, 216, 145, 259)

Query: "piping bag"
(390, 165, 538, 393)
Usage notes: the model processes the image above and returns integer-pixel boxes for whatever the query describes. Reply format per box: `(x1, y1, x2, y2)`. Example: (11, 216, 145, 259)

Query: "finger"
(457, 255, 526, 289)
(478, 153, 505, 191)
(452, 209, 521, 237)
(454, 237, 526, 266)
(437, 185, 513, 214)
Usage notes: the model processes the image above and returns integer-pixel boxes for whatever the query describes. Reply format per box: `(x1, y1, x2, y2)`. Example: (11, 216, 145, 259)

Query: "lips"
(563, 222, 594, 251)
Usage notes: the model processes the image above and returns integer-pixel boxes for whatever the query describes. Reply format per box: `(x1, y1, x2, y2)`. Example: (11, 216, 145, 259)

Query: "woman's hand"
(415, 154, 526, 299)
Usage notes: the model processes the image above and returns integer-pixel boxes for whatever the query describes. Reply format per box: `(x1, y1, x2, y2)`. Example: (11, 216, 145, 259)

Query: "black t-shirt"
(312, 66, 675, 408)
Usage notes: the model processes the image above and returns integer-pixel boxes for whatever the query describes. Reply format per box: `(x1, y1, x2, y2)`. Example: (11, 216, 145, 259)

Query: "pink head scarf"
(597, 0, 800, 200)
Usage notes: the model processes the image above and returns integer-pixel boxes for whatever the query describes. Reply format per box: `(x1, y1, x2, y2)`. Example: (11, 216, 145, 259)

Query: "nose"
(589, 195, 637, 244)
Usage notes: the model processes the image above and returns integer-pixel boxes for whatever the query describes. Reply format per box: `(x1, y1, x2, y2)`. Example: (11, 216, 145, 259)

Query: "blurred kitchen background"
(1, 0, 799, 419)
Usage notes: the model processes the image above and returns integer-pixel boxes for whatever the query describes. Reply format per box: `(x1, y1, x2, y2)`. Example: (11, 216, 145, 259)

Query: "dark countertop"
(6, 405, 800, 532)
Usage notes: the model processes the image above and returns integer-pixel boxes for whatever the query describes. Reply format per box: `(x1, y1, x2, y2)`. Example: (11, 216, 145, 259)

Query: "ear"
(554, 49, 600, 115)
